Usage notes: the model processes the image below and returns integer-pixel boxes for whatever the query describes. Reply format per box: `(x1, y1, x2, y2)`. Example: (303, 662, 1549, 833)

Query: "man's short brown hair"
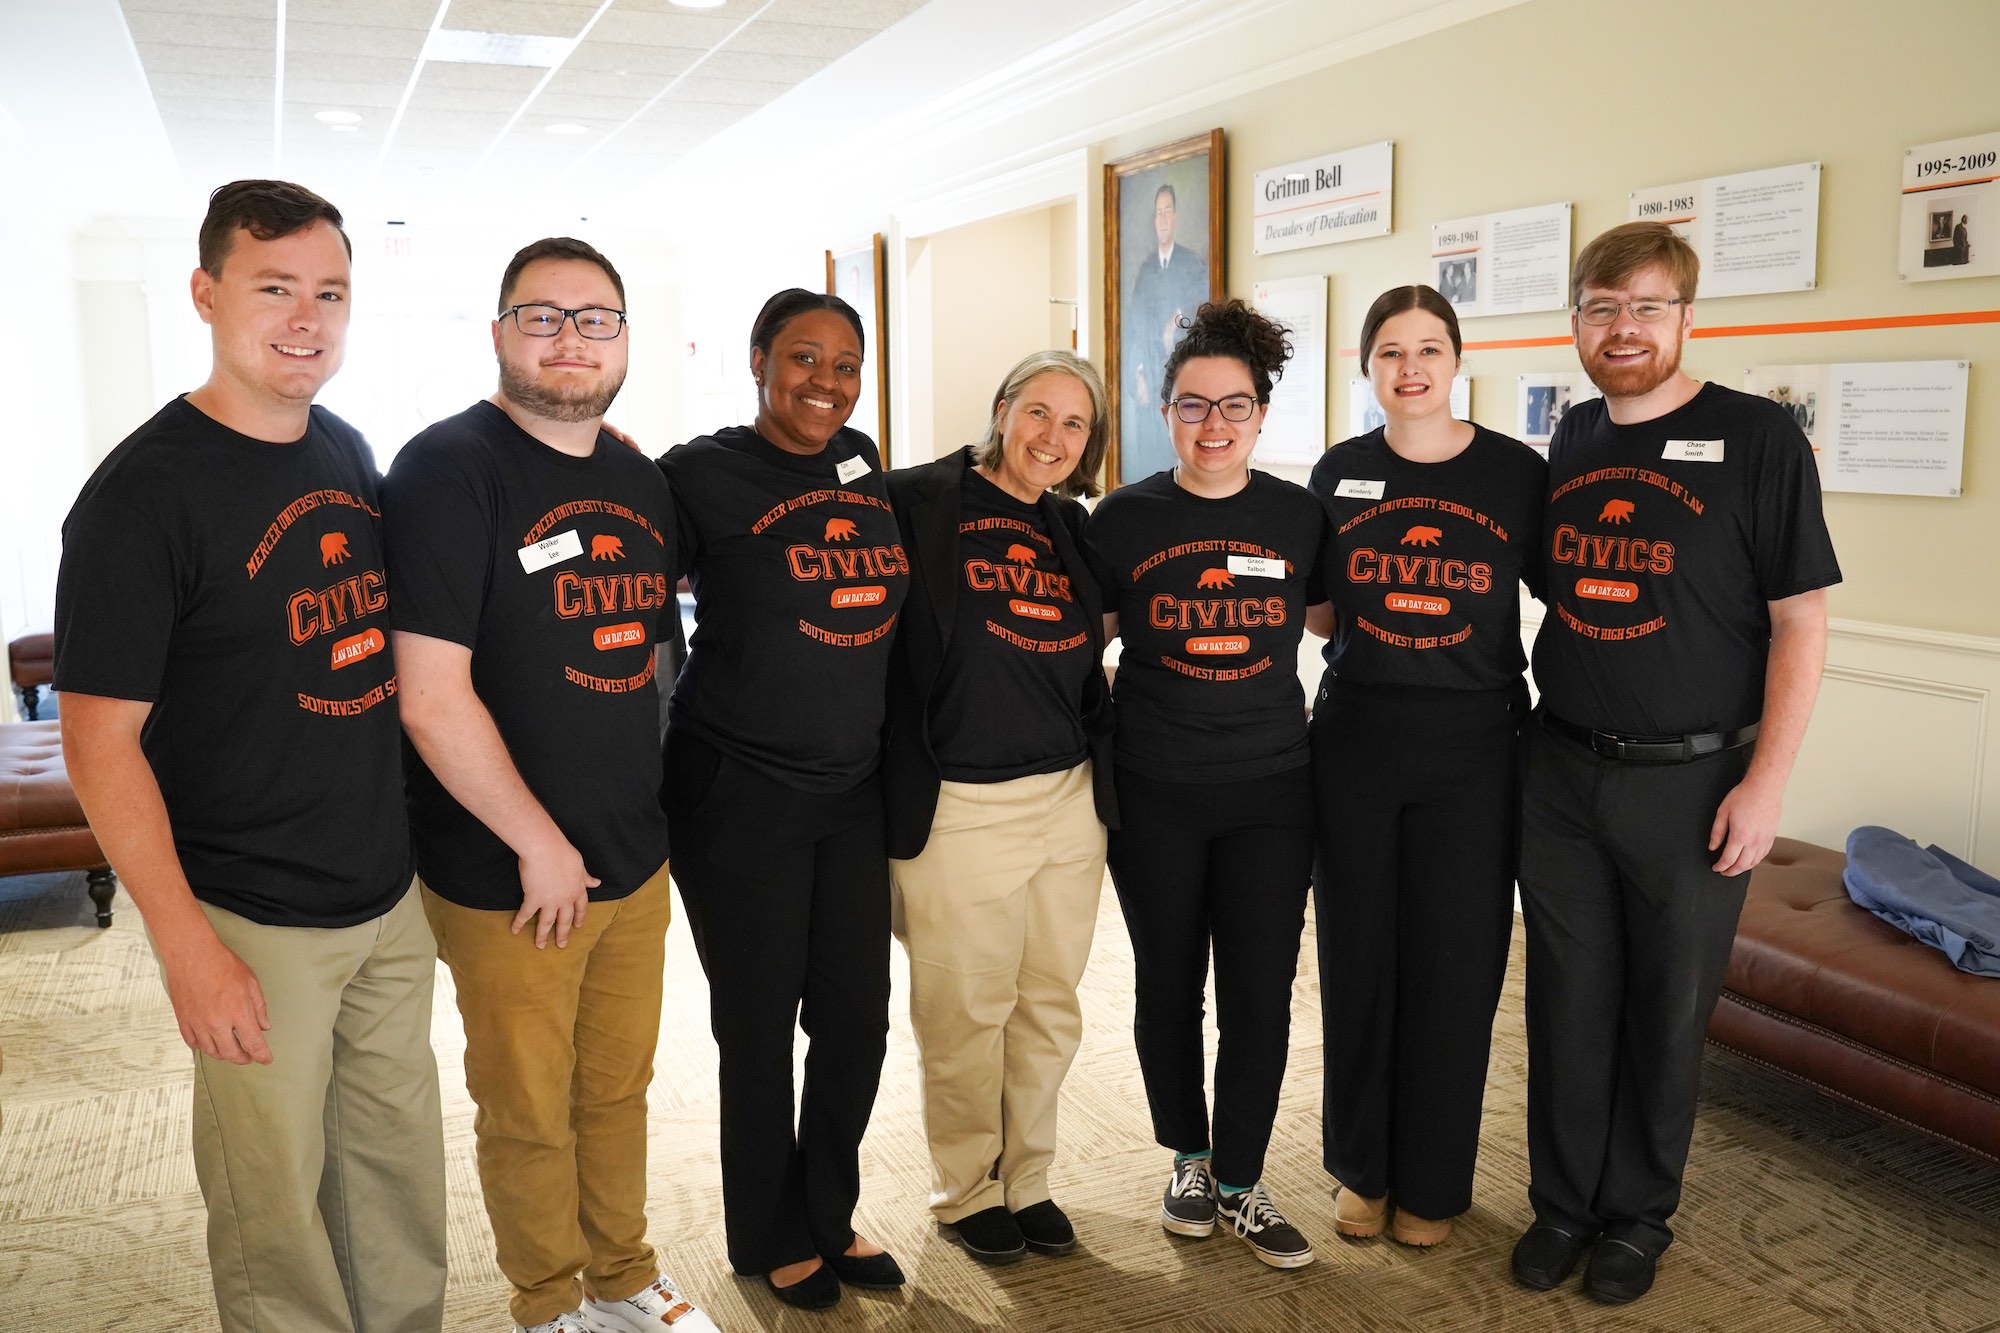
(1571, 221, 1700, 307)
(498, 237, 626, 313)
(198, 180, 349, 275)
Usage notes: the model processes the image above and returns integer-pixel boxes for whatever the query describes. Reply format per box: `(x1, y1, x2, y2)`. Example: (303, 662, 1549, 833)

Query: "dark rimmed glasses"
(1171, 393, 1259, 424)
(501, 304, 628, 339)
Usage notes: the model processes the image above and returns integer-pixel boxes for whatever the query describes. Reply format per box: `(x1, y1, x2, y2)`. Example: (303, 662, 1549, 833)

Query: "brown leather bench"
(8, 631, 54, 721)
(0, 721, 117, 926)
(1708, 837, 2000, 1162)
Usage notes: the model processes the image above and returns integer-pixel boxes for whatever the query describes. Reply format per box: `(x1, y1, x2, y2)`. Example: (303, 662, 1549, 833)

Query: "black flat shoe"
(825, 1249, 906, 1289)
(1583, 1237, 1657, 1304)
(765, 1262, 842, 1310)
(1511, 1223, 1590, 1290)
(940, 1205, 1028, 1264)
(1013, 1200, 1077, 1256)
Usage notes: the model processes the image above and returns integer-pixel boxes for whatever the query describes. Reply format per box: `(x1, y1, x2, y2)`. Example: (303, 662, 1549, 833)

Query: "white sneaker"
(580, 1274, 724, 1332)
(518, 1314, 591, 1333)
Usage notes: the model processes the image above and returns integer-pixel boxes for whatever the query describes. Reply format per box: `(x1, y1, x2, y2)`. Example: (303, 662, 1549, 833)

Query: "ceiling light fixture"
(315, 109, 363, 124)
(427, 28, 576, 67)
(546, 123, 590, 135)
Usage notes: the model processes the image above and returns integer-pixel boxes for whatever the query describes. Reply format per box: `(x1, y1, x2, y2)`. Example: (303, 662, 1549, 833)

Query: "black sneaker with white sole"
(1216, 1183, 1315, 1269)
(1161, 1155, 1217, 1237)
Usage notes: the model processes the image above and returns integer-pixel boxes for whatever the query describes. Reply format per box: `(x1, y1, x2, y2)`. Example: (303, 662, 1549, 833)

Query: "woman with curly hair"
(1084, 299, 1329, 1270)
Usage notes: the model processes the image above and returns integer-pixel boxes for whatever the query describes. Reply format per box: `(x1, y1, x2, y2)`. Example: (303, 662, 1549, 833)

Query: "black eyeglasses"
(1171, 393, 1259, 424)
(1574, 298, 1685, 326)
(501, 304, 628, 339)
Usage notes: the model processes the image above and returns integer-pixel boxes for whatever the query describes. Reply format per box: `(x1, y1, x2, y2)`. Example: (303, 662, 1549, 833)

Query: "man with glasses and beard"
(383, 238, 719, 1333)
(1509, 222, 1839, 1306)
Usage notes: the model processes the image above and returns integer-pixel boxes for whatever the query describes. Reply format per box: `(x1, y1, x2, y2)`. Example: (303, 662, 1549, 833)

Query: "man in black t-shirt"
(1511, 224, 1840, 1306)
(54, 181, 445, 1333)
(384, 239, 718, 1333)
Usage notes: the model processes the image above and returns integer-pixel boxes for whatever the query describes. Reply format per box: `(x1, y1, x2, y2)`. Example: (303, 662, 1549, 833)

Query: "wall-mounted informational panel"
(1515, 371, 1601, 449)
(1743, 360, 1969, 497)
(1628, 161, 1820, 298)
(1252, 141, 1393, 255)
(1900, 130, 2000, 282)
(1429, 201, 1572, 318)
(1249, 274, 1327, 466)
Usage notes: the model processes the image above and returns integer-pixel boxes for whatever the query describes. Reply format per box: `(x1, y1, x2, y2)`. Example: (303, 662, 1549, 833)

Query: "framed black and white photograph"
(1104, 129, 1224, 488)
(826, 234, 890, 462)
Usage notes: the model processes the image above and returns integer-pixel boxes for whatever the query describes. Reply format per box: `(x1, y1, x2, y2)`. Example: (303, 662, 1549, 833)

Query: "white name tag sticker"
(1335, 477, 1386, 499)
(1664, 439, 1725, 462)
(835, 455, 870, 484)
(1227, 555, 1285, 579)
(518, 529, 583, 573)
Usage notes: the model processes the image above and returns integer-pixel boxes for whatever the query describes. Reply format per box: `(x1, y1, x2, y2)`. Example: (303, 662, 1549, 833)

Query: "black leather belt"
(1541, 710, 1759, 764)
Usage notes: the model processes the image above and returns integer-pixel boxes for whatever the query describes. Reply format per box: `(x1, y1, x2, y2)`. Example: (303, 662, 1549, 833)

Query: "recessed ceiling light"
(329, 124, 359, 133)
(315, 109, 362, 124)
(546, 123, 590, 135)
(427, 28, 576, 67)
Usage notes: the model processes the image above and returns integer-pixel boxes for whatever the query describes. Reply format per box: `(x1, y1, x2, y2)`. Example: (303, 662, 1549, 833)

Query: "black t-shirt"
(658, 425, 909, 791)
(1310, 425, 1547, 691)
(1086, 470, 1328, 782)
(1532, 383, 1841, 735)
(930, 468, 1093, 782)
(52, 398, 413, 928)
(382, 401, 675, 909)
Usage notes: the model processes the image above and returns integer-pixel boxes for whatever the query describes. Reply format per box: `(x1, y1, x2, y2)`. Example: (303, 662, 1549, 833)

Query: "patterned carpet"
(4, 866, 1998, 1332)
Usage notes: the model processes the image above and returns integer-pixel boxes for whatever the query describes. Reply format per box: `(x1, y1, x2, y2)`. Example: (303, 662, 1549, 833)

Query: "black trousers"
(1106, 764, 1314, 1188)
(1312, 676, 1524, 1221)
(1517, 713, 1752, 1256)
(662, 729, 892, 1274)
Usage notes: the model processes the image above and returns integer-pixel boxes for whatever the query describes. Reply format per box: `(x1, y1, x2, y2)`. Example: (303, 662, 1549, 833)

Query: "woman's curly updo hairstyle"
(1159, 298, 1294, 406)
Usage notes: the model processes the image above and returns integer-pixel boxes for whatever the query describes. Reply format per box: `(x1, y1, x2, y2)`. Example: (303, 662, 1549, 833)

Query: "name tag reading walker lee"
(518, 529, 583, 573)
(1334, 478, 1386, 500)
(834, 455, 870, 484)
(1227, 555, 1285, 579)
(1663, 439, 1725, 462)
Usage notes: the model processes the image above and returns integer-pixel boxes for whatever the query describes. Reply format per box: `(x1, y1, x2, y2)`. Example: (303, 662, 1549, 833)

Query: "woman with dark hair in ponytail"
(1306, 284, 1545, 1249)
(1084, 299, 1330, 1271)
(657, 288, 908, 1311)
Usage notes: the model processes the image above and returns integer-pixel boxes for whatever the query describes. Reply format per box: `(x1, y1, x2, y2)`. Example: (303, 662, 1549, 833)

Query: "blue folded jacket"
(1844, 825, 2000, 978)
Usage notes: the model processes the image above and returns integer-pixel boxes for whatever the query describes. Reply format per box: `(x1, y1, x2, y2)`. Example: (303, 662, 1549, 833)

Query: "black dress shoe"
(825, 1248, 906, 1289)
(1013, 1200, 1077, 1256)
(940, 1205, 1028, 1264)
(765, 1262, 842, 1310)
(1583, 1238, 1657, 1304)
(1511, 1223, 1590, 1290)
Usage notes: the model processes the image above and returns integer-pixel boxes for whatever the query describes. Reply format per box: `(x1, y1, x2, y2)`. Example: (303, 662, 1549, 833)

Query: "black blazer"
(882, 447, 1117, 859)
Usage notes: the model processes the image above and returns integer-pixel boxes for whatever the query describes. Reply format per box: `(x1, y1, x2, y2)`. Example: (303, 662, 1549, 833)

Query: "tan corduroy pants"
(422, 860, 673, 1328)
(890, 762, 1106, 1223)
(184, 883, 446, 1333)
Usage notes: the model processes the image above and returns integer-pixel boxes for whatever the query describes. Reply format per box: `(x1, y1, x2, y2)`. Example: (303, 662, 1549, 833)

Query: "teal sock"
(1174, 1149, 1212, 1165)
(1218, 1182, 1252, 1196)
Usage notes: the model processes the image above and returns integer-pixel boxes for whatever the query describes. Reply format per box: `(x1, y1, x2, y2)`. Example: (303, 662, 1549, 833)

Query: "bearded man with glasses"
(1509, 222, 1840, 1305)
(382, 238, 719, 1333)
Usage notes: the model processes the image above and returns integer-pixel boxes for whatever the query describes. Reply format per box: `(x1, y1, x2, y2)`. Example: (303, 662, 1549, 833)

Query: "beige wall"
(1090, 0, 2000, 637)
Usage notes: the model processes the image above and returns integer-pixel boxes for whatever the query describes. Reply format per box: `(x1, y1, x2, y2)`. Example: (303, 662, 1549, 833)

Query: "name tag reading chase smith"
(1663, 439, 1725, 462)
(835, 455, 870, 484)
(518, 529, 583, 573)
(1334, 478, 1386, 500)
(1227, 555, 1284, 579)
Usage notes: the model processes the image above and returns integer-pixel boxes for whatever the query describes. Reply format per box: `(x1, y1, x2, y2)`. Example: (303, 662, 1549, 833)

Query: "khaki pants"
(890, 763, 1105, 1223)
(185, 883, 446, 1333)
(423, 862, 672, 1328)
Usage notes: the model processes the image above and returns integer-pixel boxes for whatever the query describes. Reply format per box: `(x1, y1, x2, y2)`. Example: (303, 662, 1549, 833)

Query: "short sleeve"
(381, 448, 492, 648)
(1080, 504, 1124, 610)
(1750, 411, 1842, 602)
(53, 494, 181, 702)
(1302, 502, 1331, 607)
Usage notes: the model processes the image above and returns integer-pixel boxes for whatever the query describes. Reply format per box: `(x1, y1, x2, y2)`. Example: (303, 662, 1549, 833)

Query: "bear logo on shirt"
(1599, 499, 1635, 524)
(1401, 525, 1443, 547)
(590, 534, 624, 561)
(320, 532, 350, 566)
(1197, 568, 1234, 589)
(1005, 543, 1038, 565)
(824, 517, 858, 542)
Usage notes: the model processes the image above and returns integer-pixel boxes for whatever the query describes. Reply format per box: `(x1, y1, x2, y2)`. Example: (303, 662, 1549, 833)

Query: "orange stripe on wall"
(1337, 309, 2000, 355)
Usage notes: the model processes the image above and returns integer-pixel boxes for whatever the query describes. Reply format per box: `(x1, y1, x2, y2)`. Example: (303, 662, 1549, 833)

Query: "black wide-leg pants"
(663, 729, 893, 1275)
(1107, 764, 1314, 1189)
(1516, 713, 1752, 1256)
(1312, 676, 1524, 1221)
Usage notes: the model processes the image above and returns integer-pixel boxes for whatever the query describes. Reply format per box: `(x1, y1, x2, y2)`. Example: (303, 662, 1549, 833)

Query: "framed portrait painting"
(826, 234, 890, 463)
(1104, 129, 1224, 488)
